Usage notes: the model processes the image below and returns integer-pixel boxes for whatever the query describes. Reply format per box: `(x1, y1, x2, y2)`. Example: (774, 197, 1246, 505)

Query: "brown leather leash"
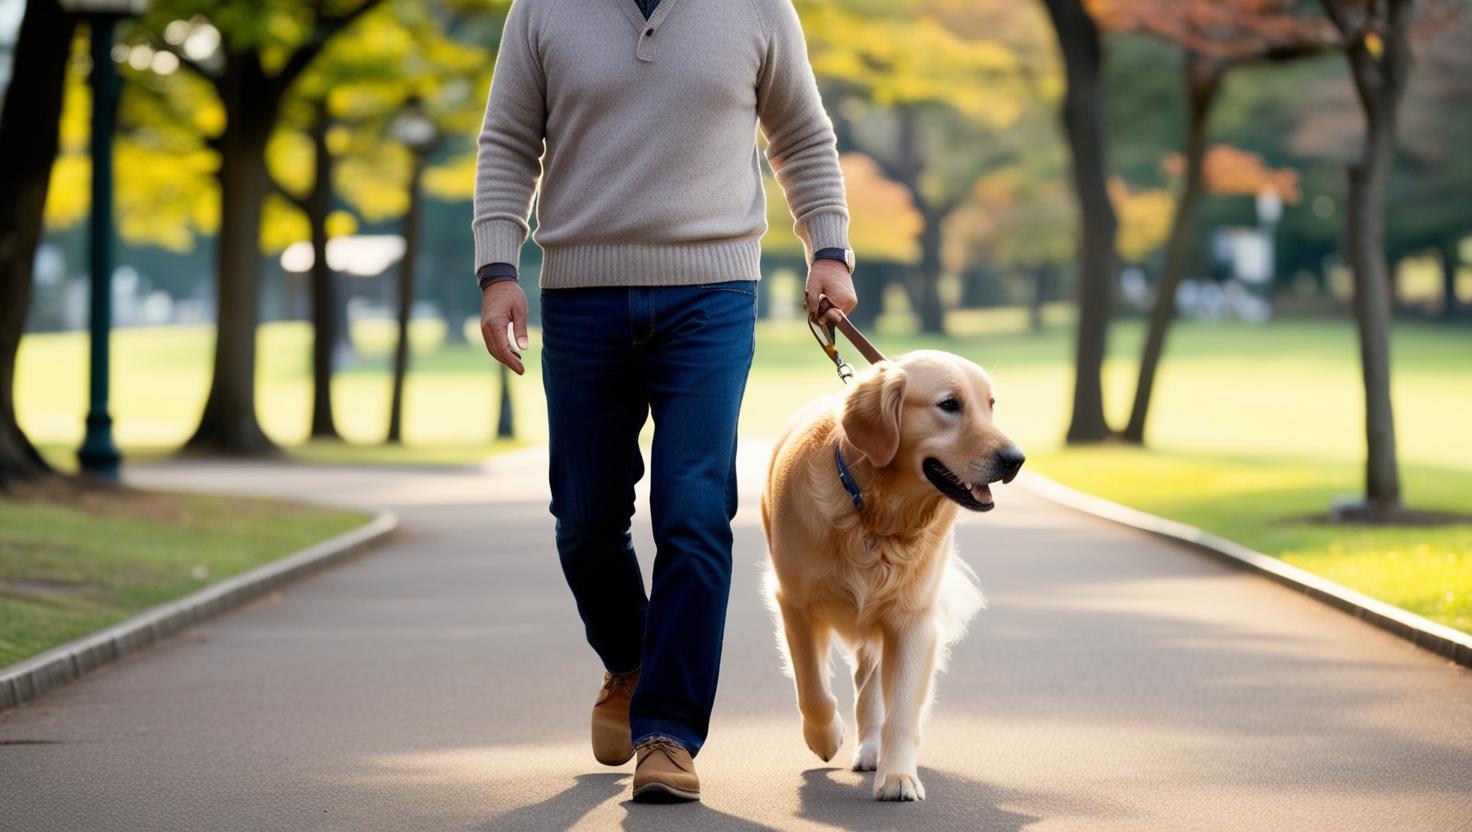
(806, 295, 886, 384)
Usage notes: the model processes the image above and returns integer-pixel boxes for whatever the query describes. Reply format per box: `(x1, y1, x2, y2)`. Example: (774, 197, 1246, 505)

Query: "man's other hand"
(804, 258, 857, 326)
(480, 280, 530, 375)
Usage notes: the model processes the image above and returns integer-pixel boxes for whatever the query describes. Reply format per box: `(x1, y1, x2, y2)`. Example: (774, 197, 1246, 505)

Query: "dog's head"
(840, 350, 1023, 512)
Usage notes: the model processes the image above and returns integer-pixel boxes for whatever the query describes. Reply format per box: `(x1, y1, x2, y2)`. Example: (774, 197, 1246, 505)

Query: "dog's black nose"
(996, 447, 1025, 478)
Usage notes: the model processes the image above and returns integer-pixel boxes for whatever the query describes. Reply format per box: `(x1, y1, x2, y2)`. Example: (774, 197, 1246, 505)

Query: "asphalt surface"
(1, 442, 1469, 831)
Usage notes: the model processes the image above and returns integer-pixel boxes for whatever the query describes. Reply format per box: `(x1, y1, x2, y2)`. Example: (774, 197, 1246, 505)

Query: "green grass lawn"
(15, 308, 1472, 632)
(0, 481, 368, 667)
(1029, 449, 1472, 634)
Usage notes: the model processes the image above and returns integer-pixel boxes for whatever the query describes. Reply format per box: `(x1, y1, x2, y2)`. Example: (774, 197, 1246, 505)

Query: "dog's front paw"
(874, 771, 926, 802)
(851, 741, 880, 772)
(802, 711, 844, 762)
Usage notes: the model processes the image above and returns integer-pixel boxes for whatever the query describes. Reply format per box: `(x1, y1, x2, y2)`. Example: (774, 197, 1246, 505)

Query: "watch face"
(844, 249, 856, 272)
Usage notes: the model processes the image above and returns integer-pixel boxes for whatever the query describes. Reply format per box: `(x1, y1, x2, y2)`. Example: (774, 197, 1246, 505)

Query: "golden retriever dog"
(761, 350, 1024, 801)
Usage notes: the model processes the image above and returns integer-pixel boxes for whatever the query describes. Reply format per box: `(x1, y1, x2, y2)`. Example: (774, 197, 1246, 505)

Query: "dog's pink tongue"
(970, 483, 993, 504)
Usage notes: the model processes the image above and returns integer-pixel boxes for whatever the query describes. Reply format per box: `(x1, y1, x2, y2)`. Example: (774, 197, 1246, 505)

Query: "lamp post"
(496, 363, 515, 439)
(385, 97, 439, 444)
(62, 0, 149, 480)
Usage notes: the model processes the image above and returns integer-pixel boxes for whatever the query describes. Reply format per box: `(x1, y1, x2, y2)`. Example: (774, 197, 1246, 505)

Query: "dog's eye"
(937, 397, 961, 413)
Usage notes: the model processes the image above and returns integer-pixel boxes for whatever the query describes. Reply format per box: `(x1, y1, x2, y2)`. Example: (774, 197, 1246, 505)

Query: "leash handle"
(805, 295, 886, 384)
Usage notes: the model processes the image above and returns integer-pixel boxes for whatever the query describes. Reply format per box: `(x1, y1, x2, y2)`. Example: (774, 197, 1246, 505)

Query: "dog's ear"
(841, 363, 908, 467)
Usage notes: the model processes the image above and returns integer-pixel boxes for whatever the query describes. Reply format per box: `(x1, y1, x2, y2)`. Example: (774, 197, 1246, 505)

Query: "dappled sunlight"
(353, 740, 606, 788)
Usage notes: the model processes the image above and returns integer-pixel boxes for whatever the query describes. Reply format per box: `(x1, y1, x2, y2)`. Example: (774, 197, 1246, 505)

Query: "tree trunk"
(1042, 0, 1119, 444)
(1123, 57, 1222, 444)
(1442, 238, 1462, 319)
(916, 212, 946, 334)
(386, 159, 425, 444)
(1336, 0, 1412, 515)
(1345, 124, 1401, 512)
(306, 103, 340, 440)
(0, 0, 74, 488)
(1030, 264, 1056, 332)
(186, 101, 278, 455)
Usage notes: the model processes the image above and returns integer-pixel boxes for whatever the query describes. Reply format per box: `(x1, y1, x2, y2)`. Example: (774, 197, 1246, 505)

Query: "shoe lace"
(602, 673, 636, 697)
(636, 736, 685, 760)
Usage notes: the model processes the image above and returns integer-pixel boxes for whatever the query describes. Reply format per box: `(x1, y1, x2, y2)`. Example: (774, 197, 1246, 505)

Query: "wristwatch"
(813, 247, 855, 273)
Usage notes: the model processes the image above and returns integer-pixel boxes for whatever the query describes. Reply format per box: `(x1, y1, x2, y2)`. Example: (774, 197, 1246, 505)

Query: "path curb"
(0, 510, 399, 712)
(1020, 472, 1472, 669)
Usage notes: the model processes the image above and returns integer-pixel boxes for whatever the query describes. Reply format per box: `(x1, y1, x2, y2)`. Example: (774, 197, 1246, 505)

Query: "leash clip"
(806, 298, 857, 385)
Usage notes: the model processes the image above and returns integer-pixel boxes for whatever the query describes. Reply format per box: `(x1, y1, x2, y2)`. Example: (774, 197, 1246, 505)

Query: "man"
(473, 0, 855, 803)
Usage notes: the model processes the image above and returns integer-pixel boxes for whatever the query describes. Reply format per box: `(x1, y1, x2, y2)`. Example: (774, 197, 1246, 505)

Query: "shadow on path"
(470, 772, 625, 831)
(617, 799, 781, 832)
(796, 767, 1041, 831)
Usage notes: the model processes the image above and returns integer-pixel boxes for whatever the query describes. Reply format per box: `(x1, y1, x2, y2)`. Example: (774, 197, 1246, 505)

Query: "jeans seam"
(696, 285, 756, 297)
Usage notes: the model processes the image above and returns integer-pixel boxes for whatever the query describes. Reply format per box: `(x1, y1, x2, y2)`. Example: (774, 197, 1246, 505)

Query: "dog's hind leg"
(874, 620, 939, 801)
(851, 643, 882, 772)
(777, 597, 844, 762)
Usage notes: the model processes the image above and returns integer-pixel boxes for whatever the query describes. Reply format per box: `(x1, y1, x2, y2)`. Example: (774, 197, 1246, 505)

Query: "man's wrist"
(813, 247, 855, 273)
(477, 262, 519, 291)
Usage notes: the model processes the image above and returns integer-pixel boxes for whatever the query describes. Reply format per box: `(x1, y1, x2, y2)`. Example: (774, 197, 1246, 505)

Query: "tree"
(1316, 0, 1432, 516)
(266, 2, 492, 442)
(1096, 0, 1338, 443)
(291, 7, 491, 445)
(276, 100, 346, 440)
(1290, 17, 1472, 318)
(1039, 0, 1119, 442)
(801, 0, 1046, 334)
(945, 134, 1074, 331)
(0, 0, 75, 488)
(130, 0, 385, 455)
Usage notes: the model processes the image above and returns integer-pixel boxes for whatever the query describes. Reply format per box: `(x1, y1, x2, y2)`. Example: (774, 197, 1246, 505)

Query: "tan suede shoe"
(631, 737, 700, 803)
(591, 671, 638, 766)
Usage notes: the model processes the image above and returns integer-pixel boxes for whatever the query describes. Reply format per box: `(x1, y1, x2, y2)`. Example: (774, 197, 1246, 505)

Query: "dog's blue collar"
(835, 443, 864, 513)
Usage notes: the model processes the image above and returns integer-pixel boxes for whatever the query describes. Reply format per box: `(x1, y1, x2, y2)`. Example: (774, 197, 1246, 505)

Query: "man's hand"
(804, 258, 857, 326)
(480, 280, 530, 375)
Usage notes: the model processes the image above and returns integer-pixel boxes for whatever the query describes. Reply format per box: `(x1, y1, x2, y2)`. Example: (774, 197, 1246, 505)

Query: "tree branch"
(1318, 0, 1370, 42)
(269, 0, 386, 101)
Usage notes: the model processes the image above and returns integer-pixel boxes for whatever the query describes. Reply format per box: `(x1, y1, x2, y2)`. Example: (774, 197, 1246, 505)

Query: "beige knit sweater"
(472, 0, 850, 288)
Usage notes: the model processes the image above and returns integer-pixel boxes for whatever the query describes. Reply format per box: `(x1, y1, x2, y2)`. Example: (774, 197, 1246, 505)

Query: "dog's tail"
(935, 554, 987, 652)
(761, 564, 798, 679)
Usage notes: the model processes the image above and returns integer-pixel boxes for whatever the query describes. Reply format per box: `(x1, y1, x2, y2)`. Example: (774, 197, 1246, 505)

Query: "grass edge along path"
(1028, 447, 1472, 636)
(0, 480, 370, 667)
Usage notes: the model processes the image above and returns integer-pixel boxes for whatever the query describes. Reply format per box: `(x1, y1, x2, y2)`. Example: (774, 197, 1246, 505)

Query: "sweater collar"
(617, 0, 681, 61)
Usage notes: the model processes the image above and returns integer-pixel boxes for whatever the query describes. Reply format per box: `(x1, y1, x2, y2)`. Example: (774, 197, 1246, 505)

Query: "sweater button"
(644, 28, 653, 36)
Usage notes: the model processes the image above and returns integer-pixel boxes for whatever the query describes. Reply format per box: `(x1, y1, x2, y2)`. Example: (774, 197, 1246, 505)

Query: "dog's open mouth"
(923, 458, 994, 512)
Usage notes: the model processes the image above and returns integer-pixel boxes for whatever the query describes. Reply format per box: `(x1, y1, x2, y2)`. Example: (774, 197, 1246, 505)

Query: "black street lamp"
(496, 363, 515, 439)
(63, 0, 148, 479)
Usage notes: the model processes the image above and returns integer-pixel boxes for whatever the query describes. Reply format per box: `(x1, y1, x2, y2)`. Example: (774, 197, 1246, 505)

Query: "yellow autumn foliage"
(765, 153, 922, 263)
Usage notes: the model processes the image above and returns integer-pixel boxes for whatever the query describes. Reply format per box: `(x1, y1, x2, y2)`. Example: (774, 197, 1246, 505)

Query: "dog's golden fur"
(761, 350, 1019, 801)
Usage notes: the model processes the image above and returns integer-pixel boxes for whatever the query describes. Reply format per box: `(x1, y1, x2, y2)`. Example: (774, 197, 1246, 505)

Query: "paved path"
(1, 442, 1469, 831)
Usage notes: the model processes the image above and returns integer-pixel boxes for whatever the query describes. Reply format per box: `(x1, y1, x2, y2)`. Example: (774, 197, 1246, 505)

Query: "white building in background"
(1192, 189, 1283, 323)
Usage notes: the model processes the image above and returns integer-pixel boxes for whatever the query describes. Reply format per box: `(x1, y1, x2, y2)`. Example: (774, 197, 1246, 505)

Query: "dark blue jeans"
(540, 282, 756, 756)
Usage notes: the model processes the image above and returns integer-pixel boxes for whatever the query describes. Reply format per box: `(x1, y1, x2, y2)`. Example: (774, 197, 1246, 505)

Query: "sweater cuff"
(477, 263, 519, 290)
(798, 211, 850, 261)
(473, 219, 530, 274)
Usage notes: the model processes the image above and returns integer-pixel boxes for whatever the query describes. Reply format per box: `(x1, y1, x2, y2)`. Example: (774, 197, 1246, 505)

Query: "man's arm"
(473, 0, 548, 373)
(754, 0, 855, 323)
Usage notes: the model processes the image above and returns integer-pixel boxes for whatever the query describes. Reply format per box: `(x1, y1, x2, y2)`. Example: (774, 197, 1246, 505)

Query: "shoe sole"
(631, 782, 701, 803)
